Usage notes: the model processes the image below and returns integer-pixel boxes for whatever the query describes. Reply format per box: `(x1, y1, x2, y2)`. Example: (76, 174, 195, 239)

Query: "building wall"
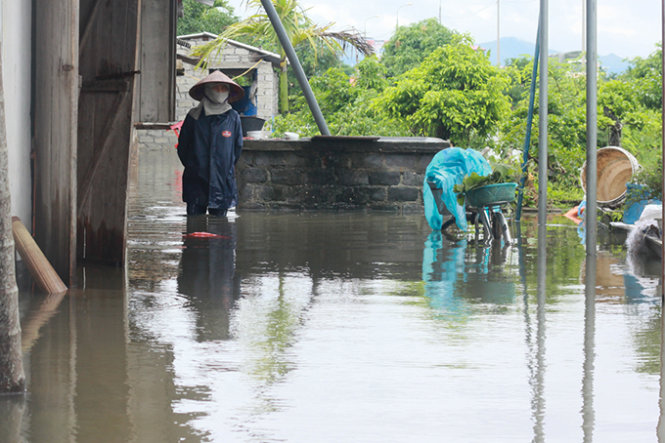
(177, 37, 279, 122)
(177, 59, 278, 122)
(175, 70, 199, 121)
(1, 1, 32, 226)
(255, 61, 279, 120)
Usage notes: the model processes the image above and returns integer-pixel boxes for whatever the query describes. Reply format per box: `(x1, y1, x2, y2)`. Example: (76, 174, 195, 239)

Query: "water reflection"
(178, 215, 239, 341)
(532, 220, 548, 443)
(20, 291, 67, 353)
(660, 310, 665, 441)
(422, 232, 517, 319)
(422, 232, 469, 319)
(583, 253, 597, 443)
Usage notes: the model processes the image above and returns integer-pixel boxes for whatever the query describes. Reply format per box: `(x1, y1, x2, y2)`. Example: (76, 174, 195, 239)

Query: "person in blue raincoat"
(177, 70, 245, 216)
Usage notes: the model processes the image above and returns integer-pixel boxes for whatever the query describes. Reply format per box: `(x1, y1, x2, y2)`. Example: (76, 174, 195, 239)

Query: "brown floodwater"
(1, 145, 663, 442)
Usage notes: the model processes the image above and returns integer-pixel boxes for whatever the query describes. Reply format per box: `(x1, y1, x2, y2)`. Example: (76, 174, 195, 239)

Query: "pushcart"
(430, 182, 516, 243)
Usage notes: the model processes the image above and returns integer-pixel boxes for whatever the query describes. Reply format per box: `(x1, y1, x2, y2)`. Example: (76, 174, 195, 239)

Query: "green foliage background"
(177, 0, 237, 35)
(179, 4, 663, 207)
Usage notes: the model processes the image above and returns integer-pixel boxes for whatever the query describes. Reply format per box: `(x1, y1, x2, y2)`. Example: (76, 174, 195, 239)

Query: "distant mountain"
(598, 53, 630, 75)
(479, 37, 543, 64)
(479, 37, 631, 74)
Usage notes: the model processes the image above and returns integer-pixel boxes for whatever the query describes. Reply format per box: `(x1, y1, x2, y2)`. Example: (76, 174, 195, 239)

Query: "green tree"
(355, 55, 388, 91)
(284, 39, 348, 111)
(617, 46, 663, 200)
(598, 79, 642, 146)
(381, 18, 458, 78)
(622, 45, 662, 110)
(500, 57, 588, 193)
(499, 52, 662, 202)
(270, 58, 409, 137)
(377, 38, 510, 146)
(195, 0, 372, 113)
(309, 67, 357, 115)
(177, 0, 237, 36)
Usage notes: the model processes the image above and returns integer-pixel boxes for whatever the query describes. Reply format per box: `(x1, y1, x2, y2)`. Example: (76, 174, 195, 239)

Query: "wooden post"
(0, 47, 25, 393)
(12, 217, 67, 295)
(33, 0, 78, 284)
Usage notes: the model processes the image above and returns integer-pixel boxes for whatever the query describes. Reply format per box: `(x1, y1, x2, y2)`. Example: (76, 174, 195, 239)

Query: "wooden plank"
(79, 0, 104, 50)
(33, 0, 79, 284)
(77, 91, 126, 213)
(137, 0, 175, 122)
(12, 217, 67, 295)
(81, 78, 131, 93)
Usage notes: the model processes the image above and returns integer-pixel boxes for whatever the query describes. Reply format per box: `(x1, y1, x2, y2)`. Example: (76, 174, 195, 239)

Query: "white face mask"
(204, 84, 229, 104)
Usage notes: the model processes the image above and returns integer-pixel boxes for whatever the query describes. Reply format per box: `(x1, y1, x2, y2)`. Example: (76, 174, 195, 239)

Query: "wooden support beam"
(12, 217, 67, 295)
(33, 0, 78, 284)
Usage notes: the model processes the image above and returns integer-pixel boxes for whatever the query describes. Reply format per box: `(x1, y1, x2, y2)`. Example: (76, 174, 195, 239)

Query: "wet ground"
(2, 146, 664, 442)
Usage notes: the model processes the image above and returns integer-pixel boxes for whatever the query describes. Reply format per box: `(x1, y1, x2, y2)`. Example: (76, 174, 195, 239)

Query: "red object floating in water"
(182, 232, 230, 239)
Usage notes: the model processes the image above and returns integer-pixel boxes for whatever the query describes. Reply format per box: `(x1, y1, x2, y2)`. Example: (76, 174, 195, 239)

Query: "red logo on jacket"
(222, 130, 232, 138)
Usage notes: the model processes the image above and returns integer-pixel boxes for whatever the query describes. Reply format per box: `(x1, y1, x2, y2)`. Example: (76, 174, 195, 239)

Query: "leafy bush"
(376, 40, 510, 145)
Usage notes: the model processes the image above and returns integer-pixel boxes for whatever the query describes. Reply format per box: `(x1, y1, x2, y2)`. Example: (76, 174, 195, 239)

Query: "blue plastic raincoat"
(423, 148, 492, 231)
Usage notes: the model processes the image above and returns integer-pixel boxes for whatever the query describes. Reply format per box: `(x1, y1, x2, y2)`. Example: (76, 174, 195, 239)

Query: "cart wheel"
(491, 212, 502, 240)
(491, 211, 512, 243)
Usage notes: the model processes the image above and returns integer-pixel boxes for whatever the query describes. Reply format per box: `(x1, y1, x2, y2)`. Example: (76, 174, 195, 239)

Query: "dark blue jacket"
(177, 108, 243, 210)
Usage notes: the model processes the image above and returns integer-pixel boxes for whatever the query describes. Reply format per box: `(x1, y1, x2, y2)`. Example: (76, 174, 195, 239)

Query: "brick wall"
(136, 128, 179, 150)
(134, 130, 450, 212)
(236, 137, 450, 212)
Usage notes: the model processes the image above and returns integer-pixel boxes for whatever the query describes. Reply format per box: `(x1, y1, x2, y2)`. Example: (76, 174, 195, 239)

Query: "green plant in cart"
(453, 163, 520, 206)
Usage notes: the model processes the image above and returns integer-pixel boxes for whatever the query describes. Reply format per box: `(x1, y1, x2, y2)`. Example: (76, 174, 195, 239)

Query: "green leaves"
(382, 18, 457, 77)
(177, 0, 237, 36)
(379, 43, 510, 145)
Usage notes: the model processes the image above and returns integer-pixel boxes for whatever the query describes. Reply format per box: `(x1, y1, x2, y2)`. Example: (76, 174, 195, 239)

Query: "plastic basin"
(465, 182, 517, 208)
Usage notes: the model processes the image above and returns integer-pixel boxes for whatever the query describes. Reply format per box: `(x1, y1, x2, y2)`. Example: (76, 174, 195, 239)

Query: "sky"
(225, 0, 662, 59)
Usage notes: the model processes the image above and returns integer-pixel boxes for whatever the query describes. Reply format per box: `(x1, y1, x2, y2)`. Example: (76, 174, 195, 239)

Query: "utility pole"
(396, 3, 412, 33)
(260, 0, 330, 135)
(497, 0, 501, 66)
(582, 0, 586, 52)
(538, 0, 548, 221)
(585, 0, 597, 256)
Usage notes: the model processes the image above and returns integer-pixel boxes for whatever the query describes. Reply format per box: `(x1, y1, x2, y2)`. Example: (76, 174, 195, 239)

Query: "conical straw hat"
(189, 70, 245, 103)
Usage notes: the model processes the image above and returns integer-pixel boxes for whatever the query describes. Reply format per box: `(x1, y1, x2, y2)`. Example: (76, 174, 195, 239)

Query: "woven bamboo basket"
(579, 146, 639, 207)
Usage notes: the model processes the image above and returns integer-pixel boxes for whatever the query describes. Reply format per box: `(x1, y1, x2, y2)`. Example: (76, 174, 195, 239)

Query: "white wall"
(1, 1, 32, 226)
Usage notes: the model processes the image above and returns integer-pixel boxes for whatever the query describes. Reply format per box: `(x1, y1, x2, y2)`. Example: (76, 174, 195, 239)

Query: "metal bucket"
(580, 146, 639, 208)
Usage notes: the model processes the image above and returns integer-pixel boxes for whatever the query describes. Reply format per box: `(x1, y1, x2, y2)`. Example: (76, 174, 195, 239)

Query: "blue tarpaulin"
(423, 148, 492, 231)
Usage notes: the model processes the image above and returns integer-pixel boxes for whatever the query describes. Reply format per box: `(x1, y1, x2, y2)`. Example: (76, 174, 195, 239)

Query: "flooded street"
(3, 146, 664, 442)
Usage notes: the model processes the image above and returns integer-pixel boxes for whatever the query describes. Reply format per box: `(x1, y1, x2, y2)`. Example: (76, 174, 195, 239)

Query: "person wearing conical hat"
(176, 70, 245, 216)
